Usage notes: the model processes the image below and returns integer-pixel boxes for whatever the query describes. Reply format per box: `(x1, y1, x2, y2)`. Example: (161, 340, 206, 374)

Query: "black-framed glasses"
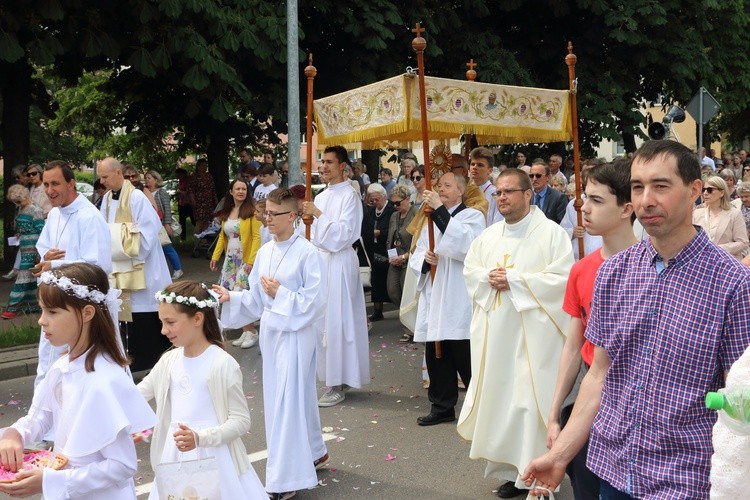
(703, 187, 721, 194)
(26, 171, 39, 177)
(391, 199, 404, 206)
(265, 210, 292, 218)
(491, 189, 526, 197)
(411, 175, 422, 182)
(529, 173, 545, 179)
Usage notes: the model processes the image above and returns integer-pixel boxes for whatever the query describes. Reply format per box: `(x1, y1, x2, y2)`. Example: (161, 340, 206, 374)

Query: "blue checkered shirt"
(585, 229, 750, 498)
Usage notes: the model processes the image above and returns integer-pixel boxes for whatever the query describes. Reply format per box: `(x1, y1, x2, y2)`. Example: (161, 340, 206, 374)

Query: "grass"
(0, 322, 40, 348)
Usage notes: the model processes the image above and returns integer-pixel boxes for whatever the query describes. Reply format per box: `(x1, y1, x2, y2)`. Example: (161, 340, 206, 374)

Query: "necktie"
(534, 194, 541, 207)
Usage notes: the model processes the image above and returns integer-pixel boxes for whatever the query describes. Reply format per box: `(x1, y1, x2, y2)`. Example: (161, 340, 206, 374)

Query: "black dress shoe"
(416, 411, 455, 426)
(369, 312, 384, 321)
(496, 481, 524, 498)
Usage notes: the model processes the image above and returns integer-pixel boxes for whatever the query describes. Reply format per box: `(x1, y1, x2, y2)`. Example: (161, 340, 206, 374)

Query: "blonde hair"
(146, 170, 164, 187)
(704, 176, 732, 211)
(7, 184, 30, 203)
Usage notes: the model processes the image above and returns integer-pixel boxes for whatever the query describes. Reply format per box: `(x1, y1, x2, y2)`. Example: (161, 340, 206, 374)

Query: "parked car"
(75, 182, 94, 201)
(163, 178, 178, 199)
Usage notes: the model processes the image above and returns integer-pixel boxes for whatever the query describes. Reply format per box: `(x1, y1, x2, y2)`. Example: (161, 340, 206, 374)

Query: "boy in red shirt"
(545, 160, 638, 499)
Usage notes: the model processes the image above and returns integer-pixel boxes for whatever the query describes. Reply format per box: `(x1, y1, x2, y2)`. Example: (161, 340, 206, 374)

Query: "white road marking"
(135, 432, 337, 496)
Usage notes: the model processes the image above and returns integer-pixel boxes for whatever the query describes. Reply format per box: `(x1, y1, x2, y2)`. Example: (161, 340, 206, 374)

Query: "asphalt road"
(0, 308, 573, 500)
(0, 249, 572, 499)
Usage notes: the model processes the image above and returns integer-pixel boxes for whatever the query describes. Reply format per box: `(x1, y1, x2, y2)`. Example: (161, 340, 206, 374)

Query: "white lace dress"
(710, 345, 750, 498)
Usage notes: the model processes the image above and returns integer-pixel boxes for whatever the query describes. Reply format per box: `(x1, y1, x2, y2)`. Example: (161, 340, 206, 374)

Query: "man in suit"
(529, 159, 567, 224)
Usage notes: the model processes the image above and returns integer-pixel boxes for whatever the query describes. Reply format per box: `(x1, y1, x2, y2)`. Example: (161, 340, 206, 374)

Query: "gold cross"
(494, 253, 514, 309)
(412, 23, 425, 38)
(466, 59, 477, 71)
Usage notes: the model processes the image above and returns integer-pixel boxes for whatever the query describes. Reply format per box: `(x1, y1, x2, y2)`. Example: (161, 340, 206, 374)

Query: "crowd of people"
(3, 139, 750, 499)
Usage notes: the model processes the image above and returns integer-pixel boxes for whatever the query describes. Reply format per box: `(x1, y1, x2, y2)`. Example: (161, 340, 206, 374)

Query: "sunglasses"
(26, 171, 39, 177)
(703, 187, 721, 194)
(391, 199, 405, 206)
(529, 173, 545, 179)
(411, 175, 422, 181)
(124, 174, 139, 180)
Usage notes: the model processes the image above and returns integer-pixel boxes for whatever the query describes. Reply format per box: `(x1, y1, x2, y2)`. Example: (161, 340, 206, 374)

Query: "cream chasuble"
(457, 207, 573, 481)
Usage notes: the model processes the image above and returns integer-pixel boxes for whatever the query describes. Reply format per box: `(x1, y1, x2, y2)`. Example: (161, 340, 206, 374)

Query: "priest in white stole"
(457, 169, 573, 496)
(218, 188, 328, 497)
(410, 172, 485, 426)
(98, 157, 172, 372)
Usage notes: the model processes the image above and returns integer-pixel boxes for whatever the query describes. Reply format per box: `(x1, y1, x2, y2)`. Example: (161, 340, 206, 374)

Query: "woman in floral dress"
(210, 179, 262, 347)
(2, 185, 44, 319)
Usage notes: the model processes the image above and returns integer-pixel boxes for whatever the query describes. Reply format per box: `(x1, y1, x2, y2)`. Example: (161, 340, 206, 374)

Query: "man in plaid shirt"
(523, 140, 750, 498)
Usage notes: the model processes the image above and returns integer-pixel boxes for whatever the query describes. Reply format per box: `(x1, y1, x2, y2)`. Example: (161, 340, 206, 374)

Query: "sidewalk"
(0, 248, 220, 381)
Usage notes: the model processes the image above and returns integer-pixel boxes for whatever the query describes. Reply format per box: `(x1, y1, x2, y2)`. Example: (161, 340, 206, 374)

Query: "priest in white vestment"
(35, 161, 113, 388)
(218, 188, 328, 497)
(302, 146, 370, 407)
(458, 169, 573, 498)
(410, 172, 485, 426)
(98, 158, 172, 372)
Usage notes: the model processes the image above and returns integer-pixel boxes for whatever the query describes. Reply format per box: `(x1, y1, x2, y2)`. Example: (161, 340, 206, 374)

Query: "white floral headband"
(38, 271, 122, 312)
(155, 289, 218, 309)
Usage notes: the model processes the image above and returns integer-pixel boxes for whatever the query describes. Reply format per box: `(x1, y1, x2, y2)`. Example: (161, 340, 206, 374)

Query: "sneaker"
(231, 331, 249, 347)
(1, 269, 18, 280)
(313, 453, 329, 470)
(240, 332, 259, 348)
(1, 311, 18, 320)
(318, 387, 345, 407)
(268, 492, 296, 500)
(171, 269, 184, 280)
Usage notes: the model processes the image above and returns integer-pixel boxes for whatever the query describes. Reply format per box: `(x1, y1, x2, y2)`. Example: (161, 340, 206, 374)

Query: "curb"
(0, 345, 38, 380)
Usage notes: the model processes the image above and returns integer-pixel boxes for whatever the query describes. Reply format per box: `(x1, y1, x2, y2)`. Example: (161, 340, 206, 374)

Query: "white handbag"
(155, 455, 221, 499)
(358, 237, 372, 288)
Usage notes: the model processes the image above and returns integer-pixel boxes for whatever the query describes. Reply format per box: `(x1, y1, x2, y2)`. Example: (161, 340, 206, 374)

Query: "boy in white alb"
(301, 146, 370, 407)
(216, 188, 328, 499)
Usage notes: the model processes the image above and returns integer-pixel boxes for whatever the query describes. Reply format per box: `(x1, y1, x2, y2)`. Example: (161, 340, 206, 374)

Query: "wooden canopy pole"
(565, 42, 584, 260)
(412, 23, 441, 359)
(464, 59, 477, 162)
(304, 53, 317, 240)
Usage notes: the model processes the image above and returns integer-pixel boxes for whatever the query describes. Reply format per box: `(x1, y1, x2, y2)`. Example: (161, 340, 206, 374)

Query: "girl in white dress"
(0, 263, 157, 499)
(139, 280, 266, 499)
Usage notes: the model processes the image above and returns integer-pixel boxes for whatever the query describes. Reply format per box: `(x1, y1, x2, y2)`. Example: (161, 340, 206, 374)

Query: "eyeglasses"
(26, 171, 39, 177)
(702, 187, 721, 194)
(264, 211, 292, 218)
(124, 174, 139, 180)
(529, 173, 545, 179)
(391, 199, 404, 206)
(410, 175, 422, 182)
(491, 189, 527, 197)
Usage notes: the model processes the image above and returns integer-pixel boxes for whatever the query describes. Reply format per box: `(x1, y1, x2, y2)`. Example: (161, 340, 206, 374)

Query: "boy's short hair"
(258, 163, 276, 176)
(267, 188, 299, 211)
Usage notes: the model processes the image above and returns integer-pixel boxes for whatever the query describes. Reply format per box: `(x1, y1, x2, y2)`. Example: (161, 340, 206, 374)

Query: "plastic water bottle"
(706, 388, 750, 435)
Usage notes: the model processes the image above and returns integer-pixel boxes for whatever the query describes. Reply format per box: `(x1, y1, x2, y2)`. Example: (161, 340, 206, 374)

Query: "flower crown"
(155, 290, 218, 309)
(38, 271, 121, 311)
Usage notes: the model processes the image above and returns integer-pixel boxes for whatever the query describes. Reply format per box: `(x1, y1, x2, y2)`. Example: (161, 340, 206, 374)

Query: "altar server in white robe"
(410, 172, 485, 426)
(457, 168, 573, 498)
(302, 146, 370, 407)
(98, 157, 172, 372)
(35, 161, 114, 388)
(217, 188, 328, 497)
(469, 146, 503, 225)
